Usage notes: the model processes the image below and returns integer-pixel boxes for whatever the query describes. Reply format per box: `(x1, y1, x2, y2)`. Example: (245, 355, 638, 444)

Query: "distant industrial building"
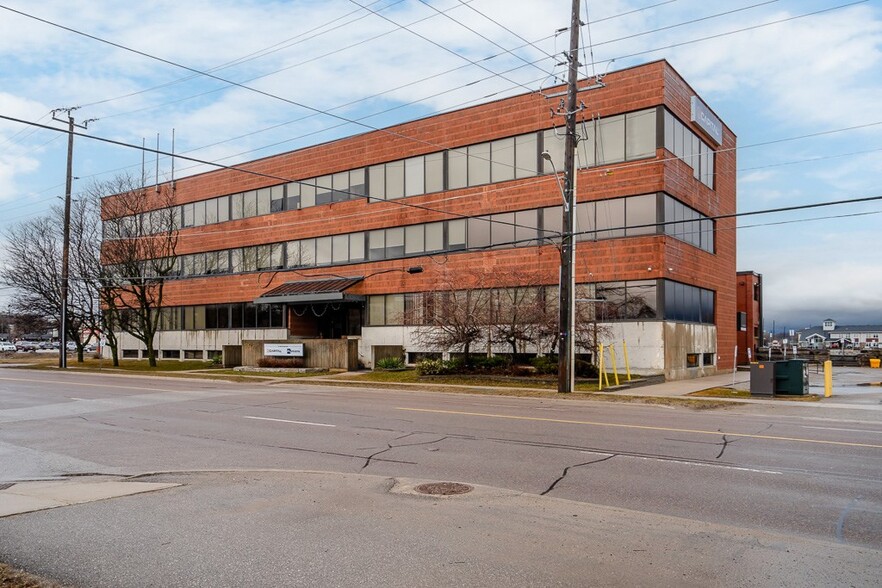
(736, 271, 762, 364)
(797, 319, 882, 349)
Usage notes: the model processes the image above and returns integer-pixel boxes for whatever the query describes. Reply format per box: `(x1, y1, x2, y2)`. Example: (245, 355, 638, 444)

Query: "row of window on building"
(105, 107, 715, 238)
(150, 279, 713, 332)
(155, 192, 715, 280)
(153, 303, 286, 331)
(365, 279, 715, 327)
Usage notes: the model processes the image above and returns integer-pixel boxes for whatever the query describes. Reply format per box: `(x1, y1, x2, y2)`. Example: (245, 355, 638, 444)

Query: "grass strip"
(689, 387, 820, 401)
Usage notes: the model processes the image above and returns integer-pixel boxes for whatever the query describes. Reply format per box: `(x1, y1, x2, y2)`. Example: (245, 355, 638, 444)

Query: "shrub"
(531, 355, 559, 375)
(574, 359, 598, 378)
(471, 355, 510, 371)
(375, 356, 406, 370)
(257, 357, 303, 368)
(416, 358, 451, 376)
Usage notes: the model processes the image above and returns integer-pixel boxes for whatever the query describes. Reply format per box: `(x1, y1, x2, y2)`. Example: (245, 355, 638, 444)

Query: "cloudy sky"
(0, 0, 880, 331)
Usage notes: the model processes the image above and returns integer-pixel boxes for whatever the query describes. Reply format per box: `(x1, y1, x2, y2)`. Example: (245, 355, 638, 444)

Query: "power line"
(413, 0, 554, 79)
(76, 0, 864, 188)
(78, 0, 684, 133)
(738, 146, 882, 173)
(95, 194, 882, 282)
(2, 0, 858, 206)
(581, 0, 868, 69)
(88, 0, 493, 123)
(455, 0, 556, 61)
(0, 2, 536, 157)
(589, 0, 680, 25)
(589, 0, 783, 50)
(4, 107, 882, 241)
(4, 0, 783, 196)
(0, 112, 555, 238)
(346, 0, 540, 94)
(75, 0, 405, 110)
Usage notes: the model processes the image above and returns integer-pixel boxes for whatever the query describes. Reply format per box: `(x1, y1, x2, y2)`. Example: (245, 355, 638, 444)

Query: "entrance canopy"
(253, 277, 364, 305)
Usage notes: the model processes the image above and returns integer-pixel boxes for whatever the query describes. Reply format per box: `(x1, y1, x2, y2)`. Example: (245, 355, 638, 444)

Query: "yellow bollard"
(610, 345, 620, 386)
(598, 344, 604, 391)
(824, 360, 833, 397)
(622, 340, 632, 381)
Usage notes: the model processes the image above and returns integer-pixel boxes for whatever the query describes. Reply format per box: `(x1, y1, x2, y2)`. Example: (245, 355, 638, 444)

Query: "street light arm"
(540, 151, 568, 212)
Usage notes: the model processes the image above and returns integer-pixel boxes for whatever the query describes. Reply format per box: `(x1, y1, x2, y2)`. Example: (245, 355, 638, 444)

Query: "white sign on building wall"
(264, 343, 304, 357)
(690, 96, 723, 145)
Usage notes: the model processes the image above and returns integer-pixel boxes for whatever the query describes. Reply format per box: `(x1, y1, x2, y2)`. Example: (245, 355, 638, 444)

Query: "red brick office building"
(104, 60, 737, 379)
(736, 271, 763, 364)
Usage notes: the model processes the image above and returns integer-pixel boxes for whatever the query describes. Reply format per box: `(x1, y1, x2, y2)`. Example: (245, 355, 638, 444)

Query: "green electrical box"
(774, 360, 809, 395)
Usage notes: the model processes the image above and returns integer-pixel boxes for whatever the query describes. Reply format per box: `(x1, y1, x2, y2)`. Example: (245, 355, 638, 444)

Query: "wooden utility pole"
(557, 0, 581, 393)
(51, 108, 94, 369)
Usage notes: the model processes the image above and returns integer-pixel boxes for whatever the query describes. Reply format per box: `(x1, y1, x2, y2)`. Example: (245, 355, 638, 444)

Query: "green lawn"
(336, 369, 602, 391)
(1, 356, 216, 372)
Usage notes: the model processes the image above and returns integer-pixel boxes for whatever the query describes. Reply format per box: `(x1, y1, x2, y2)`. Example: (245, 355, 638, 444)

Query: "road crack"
(361, 432, 451, 470)
(541, 454, 616, 496)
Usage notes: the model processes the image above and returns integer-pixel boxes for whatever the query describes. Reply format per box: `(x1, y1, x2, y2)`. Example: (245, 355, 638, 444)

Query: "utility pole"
(51, 107, 94, 369)
(557, 0, 581, 393)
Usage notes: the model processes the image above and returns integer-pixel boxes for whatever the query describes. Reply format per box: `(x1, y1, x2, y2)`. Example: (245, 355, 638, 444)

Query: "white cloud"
(0, 0, 881, 324)
(738, 169, 775, 183)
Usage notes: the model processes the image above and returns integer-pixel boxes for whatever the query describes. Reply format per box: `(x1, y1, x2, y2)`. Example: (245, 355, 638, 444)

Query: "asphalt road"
(1, 369, 881, 586)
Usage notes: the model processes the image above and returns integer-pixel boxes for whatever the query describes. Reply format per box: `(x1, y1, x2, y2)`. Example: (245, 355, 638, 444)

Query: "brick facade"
(736, 272, 763, 364)
(105, 60, 737, 376)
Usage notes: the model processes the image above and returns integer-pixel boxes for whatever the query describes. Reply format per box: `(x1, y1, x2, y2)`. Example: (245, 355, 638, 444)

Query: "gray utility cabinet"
(750, 361, 776, 396)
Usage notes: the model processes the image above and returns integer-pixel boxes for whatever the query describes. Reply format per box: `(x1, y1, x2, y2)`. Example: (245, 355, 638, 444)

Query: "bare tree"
(410, 272, 492, 366)
(99, 174, 179, 367)
(9, 313, 51, 340)
(1, 206, 99, 362)
(530, 284, 612, 365)
(489, 283, 546, 359)
(70, 189, 122, 364)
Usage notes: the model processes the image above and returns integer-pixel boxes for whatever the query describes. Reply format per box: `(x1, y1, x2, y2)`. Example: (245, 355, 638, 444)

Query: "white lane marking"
(624, 454, 782, 475)
(243, 415, 335, 427)
(578, 450, 780, 474)
(800, 425, 881, 434)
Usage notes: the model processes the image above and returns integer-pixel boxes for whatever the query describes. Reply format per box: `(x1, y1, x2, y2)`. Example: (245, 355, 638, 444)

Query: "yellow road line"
(395, 407, 882, 450)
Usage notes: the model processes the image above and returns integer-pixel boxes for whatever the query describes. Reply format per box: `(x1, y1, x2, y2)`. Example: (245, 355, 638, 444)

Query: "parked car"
(0, 342, 17, 352)
(66, 341, 78, 352)
(16, 341, 38, 352)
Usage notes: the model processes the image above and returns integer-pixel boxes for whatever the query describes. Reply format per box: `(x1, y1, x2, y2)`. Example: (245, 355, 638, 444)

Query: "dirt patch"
(0, 563, 66, 588)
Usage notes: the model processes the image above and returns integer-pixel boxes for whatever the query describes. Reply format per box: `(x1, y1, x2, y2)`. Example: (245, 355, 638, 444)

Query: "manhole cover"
(414, 482, 473, 496)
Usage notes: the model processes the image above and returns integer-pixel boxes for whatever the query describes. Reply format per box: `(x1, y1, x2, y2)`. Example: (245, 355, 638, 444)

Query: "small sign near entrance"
(264, 343, 304, 357)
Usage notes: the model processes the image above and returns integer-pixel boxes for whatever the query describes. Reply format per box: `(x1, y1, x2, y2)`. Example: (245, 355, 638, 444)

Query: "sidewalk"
(2, 470, 878, 587)
(305, 367, 882, 410)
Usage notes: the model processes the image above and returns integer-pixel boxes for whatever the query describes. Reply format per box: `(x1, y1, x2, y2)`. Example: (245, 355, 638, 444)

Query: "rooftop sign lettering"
(690, 96, 723, 145)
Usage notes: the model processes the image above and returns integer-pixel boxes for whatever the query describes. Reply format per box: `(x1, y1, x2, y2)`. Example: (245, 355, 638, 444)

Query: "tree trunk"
(145, 342, 157, 367)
